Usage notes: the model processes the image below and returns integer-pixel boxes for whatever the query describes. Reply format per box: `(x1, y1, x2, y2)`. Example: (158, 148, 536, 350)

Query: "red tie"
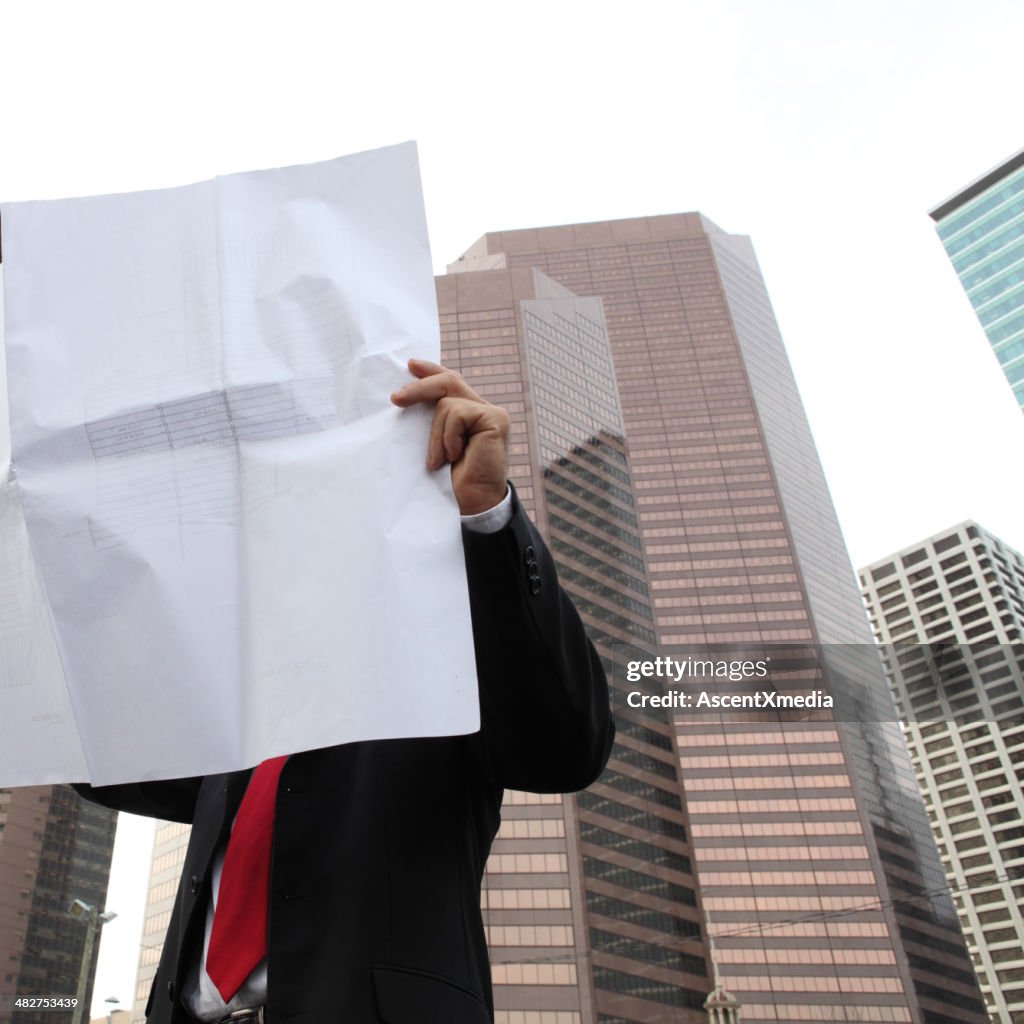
(206, 755, 289, 1002)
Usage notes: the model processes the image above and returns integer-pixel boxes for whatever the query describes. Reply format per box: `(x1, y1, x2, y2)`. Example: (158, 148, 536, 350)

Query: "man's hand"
(390, 359, 511, 516)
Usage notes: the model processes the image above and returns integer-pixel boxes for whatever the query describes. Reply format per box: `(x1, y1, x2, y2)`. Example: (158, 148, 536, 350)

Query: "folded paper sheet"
(0, 142, 479, 786)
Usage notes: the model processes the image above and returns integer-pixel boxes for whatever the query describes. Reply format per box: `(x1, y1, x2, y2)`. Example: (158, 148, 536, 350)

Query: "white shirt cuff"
(460, 486, 513, 534)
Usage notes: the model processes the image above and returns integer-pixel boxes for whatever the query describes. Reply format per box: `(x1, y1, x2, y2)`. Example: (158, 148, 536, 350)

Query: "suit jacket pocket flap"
(372, 964, 490, 1023)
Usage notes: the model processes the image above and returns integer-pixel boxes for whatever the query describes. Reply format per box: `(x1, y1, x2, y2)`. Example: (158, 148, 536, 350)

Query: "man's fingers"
(390, 361, 482, 407)
(407, 357, 445, 378)
(391, 359, 510, 513)
(442, 405, 472, 464)
(427, 401, 477, 468)
(427, 403, 447, 470)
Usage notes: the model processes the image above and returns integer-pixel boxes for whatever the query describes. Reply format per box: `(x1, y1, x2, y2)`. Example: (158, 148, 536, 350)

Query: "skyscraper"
(929, 147, 1024, 411)
(0, 786, 117, 1024)
(131, 821, 191, 1024)
(860, 522, 1024, 1024)
(439, 263, 710, 1023)
(442, 214, 987, 1024)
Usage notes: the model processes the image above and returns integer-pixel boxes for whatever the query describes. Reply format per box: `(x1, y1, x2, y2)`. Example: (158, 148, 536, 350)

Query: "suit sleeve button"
(524, 546, 535, 563)
(190, 875, 200, 894)
(167, 982, 176, 1002)
(530, 579, 542, 595)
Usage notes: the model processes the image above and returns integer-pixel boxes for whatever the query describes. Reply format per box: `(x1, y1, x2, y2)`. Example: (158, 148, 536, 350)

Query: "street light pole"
(66, 900, 117, 1024)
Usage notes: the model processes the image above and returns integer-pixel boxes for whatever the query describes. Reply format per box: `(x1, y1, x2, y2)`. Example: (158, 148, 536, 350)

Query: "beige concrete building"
(861, 521, 1024, 1024)
(129, 821, 191, 1024)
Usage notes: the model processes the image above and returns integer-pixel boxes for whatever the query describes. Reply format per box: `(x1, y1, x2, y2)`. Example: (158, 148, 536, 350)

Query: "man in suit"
(76, 360, 614, 1024)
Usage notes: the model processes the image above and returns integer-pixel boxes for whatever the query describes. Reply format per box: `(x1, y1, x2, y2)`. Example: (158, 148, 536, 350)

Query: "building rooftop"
(929, 146, 1024, 222)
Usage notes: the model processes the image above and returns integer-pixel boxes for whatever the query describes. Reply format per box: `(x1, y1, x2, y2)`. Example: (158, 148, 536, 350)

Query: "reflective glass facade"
(930, 148, 1024, 411)
(437, 265, 709, 1022)
(446, 215, 986, 1024)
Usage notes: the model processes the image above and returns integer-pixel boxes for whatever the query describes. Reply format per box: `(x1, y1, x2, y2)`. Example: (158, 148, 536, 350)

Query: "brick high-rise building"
(0, 787, 117, 1024)
(440, 214, 987, 1024)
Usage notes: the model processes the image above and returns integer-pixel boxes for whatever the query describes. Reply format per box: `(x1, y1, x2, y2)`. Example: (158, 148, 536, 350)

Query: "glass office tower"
(438, 265, 710, 1023)
(444, 214, 987, 1024)
(930, 147, 1024, 411)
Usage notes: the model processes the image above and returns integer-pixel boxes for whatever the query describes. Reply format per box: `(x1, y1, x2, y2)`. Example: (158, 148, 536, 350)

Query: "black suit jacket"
(76, 493, 614, 1024)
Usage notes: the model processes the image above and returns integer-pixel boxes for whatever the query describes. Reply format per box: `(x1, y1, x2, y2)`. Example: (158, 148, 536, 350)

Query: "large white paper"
(0, 143, 480, 787)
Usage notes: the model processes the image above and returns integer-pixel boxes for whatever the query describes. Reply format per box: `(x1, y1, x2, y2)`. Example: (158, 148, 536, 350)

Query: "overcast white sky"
(3, 1, 1023, 1015)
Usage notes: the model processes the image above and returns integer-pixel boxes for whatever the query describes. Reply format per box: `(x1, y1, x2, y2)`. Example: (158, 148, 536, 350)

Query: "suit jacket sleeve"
(70, 777, 203, 824)
(462, 485, 614, 794)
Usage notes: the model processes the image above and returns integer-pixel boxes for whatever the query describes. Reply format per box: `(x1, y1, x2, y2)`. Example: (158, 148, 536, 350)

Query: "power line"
(487, 867, 1020, 966)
